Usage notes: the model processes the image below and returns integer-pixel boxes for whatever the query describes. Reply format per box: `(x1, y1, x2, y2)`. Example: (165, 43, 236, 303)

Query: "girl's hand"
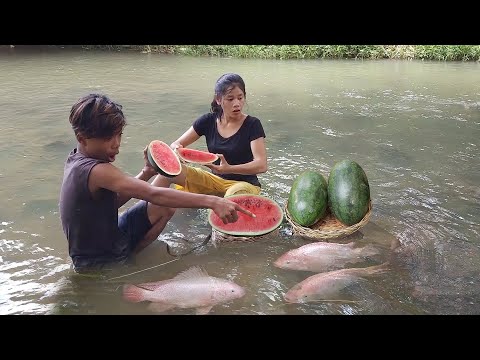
(171, 142, 183, 150)
(205, 154, 231, 174)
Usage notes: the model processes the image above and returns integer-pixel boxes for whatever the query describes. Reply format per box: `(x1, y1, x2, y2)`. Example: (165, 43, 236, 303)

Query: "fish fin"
(346, 241, 356, 248)
(136, 280, 171, 291)
(210, 232, 218, 248)
(173, 266, 209, 281)
(122, 284, 147, 303)
(147, 302, 175, 313)
(196, 306, 213, 315)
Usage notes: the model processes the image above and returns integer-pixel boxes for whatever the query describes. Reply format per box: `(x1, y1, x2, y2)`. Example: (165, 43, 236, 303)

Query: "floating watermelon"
(208, 194, 284, 236)
(176, 148, 219, 165)
(147, 140, 182, 177)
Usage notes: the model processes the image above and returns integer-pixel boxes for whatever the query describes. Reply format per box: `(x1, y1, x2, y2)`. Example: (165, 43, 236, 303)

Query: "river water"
(0, 47, 479, 315)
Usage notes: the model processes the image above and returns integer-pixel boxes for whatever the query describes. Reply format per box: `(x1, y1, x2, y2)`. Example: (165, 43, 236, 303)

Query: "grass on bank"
(61, 45, 480, 61)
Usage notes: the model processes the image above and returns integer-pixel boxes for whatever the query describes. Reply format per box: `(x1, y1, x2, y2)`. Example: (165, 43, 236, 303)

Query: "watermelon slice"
(208, 194, 284, 236)
(176, 148, 219, 165)
(147, 140, 182, 177)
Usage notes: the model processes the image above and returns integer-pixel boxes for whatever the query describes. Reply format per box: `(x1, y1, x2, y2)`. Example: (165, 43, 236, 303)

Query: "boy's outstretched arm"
(89, 163, 254, 223)
(116, 146, 163, 208)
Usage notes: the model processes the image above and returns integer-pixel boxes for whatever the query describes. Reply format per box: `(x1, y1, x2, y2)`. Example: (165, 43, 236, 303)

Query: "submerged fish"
(284, 262, 389, 303)
(123, 266, 245, 315)
(274, 241, 379, 273)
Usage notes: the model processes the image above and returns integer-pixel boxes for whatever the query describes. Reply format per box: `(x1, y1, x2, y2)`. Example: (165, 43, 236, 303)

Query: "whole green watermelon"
(287, 170, 328, 227)
(328, 160, 370, 226)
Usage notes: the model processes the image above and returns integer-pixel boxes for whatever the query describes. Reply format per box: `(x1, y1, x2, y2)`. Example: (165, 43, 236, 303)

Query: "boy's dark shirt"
(59, 148, 130, 271)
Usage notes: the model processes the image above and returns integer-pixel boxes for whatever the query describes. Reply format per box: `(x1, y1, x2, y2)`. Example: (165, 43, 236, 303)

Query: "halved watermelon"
(176, 148, 219, 165)
(208, 194, 284, 236)
(147, 140, 182, 177)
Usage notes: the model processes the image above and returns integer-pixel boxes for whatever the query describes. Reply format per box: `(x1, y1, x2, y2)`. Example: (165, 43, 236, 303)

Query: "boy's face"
(82, 132, 122, 162)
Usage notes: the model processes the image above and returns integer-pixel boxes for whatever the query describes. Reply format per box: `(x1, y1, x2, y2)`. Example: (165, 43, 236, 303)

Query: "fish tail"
(358, 244, 380, 257)
(364, 261, 390, 276)
(122, 284, 147, 303)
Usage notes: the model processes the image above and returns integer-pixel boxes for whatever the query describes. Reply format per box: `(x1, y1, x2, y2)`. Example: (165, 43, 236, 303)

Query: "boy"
(59, 93, 253, 273)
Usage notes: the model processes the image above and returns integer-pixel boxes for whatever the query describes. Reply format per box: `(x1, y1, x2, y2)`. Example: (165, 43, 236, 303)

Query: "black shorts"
(118, 200, 152, 252)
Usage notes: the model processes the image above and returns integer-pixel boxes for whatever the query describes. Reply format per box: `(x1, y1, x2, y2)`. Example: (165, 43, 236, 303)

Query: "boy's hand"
(211, 198, 256, 224)
(143, 146, 158, 178)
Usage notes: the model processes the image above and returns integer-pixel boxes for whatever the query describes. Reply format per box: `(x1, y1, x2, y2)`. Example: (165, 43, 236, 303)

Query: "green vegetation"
(65, 45, 480, 61)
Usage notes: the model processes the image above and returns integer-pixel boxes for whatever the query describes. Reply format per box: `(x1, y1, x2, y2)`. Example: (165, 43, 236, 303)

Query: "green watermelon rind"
(147, 140, 182, 178)
(176, 148, 219, 165)
(327, 159, 370, 226)
(208, 194, 284, 236)
(287, 170, 328, 227)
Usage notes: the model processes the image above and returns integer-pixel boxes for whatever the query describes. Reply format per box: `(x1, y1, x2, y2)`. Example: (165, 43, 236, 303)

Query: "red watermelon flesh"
(147, 140, 182, 177)
(208, 194, 284, 236)
(177, 148, 219, 165)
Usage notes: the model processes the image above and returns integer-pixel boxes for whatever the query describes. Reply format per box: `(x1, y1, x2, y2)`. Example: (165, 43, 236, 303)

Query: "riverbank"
(66, 45, 480, 61)
(2, 45, 479, 61)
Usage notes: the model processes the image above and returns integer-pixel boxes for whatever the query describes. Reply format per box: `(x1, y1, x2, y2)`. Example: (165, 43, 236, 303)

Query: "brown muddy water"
(0, 47, 479, 315)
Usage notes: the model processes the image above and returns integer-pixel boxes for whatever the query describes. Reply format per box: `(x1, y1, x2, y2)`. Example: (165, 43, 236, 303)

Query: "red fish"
(284, 262, 389, 303)
(123, 266, 245, 315)
(274, 241, 379, 273)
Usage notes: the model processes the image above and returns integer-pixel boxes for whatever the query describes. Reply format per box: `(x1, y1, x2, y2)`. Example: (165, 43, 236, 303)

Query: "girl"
(156, 73, 268, 197)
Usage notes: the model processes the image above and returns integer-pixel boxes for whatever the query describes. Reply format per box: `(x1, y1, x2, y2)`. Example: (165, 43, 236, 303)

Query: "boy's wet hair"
(210, 73, 246, 120)
(69, 93, 126, 139)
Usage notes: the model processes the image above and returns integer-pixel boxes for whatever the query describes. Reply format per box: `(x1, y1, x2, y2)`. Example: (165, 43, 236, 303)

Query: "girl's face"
(216, 85, 245, 118)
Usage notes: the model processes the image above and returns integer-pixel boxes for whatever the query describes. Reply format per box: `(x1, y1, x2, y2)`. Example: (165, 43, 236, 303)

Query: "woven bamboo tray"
(285, 200, 372, 241)
(211, 227, 281, 244)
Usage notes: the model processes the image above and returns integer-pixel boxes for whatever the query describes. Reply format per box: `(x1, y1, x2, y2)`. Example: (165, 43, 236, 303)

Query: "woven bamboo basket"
(285, 200, 372, 241)
(211, 227, 281, 244)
